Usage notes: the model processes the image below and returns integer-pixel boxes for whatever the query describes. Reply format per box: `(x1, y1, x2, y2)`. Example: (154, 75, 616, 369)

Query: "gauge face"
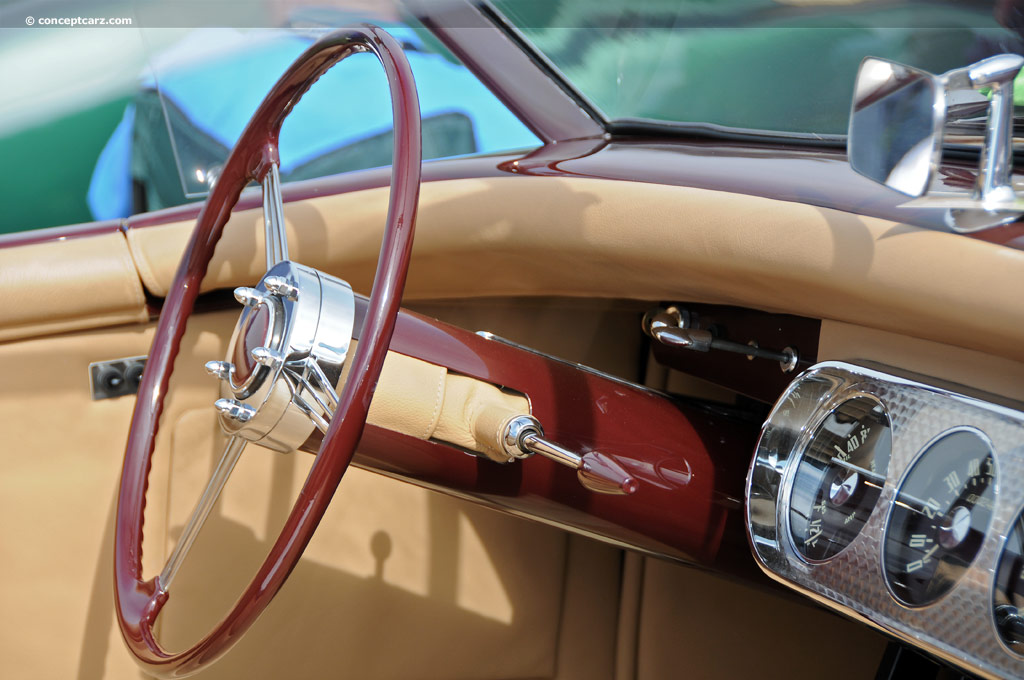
(788, 396, 892, 561)
(994, 507, 1024, 654)
(883, 429, 996, 607)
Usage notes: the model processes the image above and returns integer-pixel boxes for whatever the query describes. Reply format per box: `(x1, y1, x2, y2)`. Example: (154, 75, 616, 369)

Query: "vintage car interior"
(8, 0, 1024, 678)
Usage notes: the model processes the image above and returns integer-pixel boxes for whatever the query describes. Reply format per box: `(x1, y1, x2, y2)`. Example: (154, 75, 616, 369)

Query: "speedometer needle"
(829, 456, 886, 484)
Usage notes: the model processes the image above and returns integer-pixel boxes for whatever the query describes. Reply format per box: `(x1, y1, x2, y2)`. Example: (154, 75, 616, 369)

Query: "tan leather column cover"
(357, 341, 528, 461)
(0, 231, 148, 342)
(435, 374, 527, 461)
(364, 348, 448, 439)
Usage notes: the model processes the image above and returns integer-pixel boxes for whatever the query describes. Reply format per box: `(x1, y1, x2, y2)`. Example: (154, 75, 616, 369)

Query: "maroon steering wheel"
(114, 27, 421, 677)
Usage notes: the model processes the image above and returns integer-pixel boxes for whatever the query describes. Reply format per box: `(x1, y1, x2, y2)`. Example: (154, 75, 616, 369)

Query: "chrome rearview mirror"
(848, 54, 1024, 232)
(849, 58, 942, 197)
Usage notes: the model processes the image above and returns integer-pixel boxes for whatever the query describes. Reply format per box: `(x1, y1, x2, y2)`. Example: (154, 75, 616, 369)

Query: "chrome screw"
(204, 360, 233, 380)
(214, 398, 256, 423)
(233, 287, 264, 307)
(263, 276, 299, 300)
(250, 346, 285, 368)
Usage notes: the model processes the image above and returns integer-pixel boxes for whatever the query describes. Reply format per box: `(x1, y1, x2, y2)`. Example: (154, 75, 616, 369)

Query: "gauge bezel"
(746, 361, 1024, 680)
(880, 425, 998, 609)
(784, 392, 893, 565)
(992, 501, 1024, 658)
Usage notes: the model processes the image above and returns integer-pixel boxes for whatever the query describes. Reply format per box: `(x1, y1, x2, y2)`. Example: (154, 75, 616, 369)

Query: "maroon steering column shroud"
(114, 27, 421, 677)
(305, 297, 757, 564)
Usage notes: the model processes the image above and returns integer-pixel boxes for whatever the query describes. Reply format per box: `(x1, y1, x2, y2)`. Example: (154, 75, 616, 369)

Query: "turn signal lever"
(500, 415, 638, 495)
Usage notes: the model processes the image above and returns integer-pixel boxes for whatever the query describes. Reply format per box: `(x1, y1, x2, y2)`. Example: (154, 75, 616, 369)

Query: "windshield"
(0, 1, 541, 233)
(142, 17, 537, 205)
(493, 0, 1024, 138)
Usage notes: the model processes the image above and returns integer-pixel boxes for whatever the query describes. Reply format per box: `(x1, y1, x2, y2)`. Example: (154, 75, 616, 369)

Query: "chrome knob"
(204, 360, 233, 380)
(264, 276, 299, 300)
(501, 415, 638, 495)
(233, 287, 264, 307)
(214, 398, 256, 423)
(643, 306, 799, 373)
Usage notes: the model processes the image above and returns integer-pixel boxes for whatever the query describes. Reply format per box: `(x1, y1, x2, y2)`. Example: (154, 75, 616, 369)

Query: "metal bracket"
(89, 356, 147, 400)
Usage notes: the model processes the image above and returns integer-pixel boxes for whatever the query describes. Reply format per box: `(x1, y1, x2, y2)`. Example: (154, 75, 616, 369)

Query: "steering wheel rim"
(114, 26, 421, 678)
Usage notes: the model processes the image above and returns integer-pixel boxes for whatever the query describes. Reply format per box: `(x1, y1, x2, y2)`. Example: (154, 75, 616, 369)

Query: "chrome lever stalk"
(501, 415, 638, 495)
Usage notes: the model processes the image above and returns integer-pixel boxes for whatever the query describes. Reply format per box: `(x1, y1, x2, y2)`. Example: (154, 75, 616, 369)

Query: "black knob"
(125, 362, 144, 390)
(97, 367, 125, 395)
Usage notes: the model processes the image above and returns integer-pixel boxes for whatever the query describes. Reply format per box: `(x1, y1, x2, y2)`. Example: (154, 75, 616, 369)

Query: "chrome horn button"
(207, 260, 355, 452)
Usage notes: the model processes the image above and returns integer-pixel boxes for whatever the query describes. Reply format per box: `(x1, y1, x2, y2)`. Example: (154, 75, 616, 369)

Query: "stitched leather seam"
(423, 369, 445, 440)
(114, 231, 148, 308)
(125, 228, 165, 298)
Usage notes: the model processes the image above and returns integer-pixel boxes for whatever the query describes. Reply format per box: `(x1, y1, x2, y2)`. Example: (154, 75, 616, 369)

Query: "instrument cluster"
(747, 362, 1024, 679)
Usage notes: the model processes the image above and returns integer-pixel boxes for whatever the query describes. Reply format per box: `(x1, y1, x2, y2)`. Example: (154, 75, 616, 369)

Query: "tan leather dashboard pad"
(124, 176, 1024, 363)
(0, 231, 148, 343)
(8, 175, 1024, 366)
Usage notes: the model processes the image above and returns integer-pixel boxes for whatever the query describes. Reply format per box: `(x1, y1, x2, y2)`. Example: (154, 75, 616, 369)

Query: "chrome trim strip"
(474, 330, 668, 398)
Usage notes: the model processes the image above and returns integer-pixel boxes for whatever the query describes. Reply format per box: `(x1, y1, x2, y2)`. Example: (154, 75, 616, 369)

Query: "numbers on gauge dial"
(789, 396, 892, 561)
(883, 430, 996, 607)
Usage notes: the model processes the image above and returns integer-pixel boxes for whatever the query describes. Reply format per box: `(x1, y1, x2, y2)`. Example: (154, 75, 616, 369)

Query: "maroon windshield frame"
(409, 0, 605, 144)
(114, 26, 421, 678)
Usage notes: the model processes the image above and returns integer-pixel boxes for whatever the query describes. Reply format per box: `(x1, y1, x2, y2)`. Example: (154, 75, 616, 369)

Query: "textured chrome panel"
(747, 361, 1024, 679)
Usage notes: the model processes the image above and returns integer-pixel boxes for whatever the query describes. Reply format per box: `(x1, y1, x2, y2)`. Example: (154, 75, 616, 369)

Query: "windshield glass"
(0, 1, 541, 233)
(141, 17, 537, 206)
(128, 9, 538, 213)
(493, 0, 1024, 137)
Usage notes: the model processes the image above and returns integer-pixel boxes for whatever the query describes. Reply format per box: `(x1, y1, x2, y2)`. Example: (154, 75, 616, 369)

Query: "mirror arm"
(967, 54, 1024, 204)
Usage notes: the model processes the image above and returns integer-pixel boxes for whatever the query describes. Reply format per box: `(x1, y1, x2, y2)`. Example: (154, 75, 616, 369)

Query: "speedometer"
(883, 428, 996, 607)
(788, 396, 892, 561)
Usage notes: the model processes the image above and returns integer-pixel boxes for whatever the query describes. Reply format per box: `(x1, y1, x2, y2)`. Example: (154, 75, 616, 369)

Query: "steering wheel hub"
(213, 261, 355, 452)
(230, 302, 271, 385)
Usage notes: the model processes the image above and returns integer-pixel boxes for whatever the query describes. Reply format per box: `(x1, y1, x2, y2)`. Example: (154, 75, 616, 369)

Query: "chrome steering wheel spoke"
(158, 435, 246, 592)
(281, 370, 331, 435)
(279, 360, 342, 435)
(262, 162, 289, 270)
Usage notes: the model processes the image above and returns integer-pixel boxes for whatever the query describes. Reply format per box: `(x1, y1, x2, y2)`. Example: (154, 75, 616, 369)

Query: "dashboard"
(747, 361, 1024, 679)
